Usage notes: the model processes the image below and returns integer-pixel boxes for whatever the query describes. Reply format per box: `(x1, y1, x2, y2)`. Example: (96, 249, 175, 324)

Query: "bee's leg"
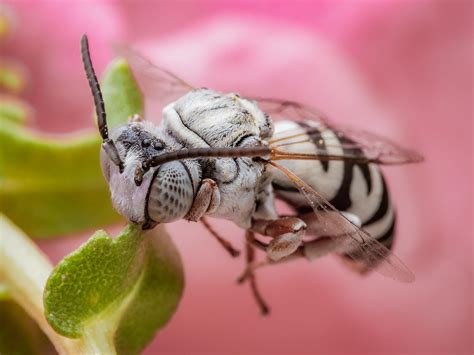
(238, 237, 336, 283)
(134, 163, 146, 186)
(201, 217, 240, 257)
(250, 217, 306, 261)
(185, 179, 239, 257)
(237, 243, 303, 283)
(184, 178, 220, 221)
(243, 231, 270, 315)
(299, 211, 362, 260)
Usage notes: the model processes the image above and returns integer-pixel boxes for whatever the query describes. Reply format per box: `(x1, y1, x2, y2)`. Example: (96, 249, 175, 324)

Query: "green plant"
(0, 56, 184, 355)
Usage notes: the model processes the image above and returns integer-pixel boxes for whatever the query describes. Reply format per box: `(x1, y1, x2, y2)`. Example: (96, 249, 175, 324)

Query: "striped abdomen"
(271, 120, 395, 251)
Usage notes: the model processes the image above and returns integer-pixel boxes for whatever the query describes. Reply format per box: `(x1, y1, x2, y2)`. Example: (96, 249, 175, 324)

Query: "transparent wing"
(113, 43, 194, 117)
(253, 97, 424, 165)
(108, 47, 422, 165)
(268, 161, 415, 283)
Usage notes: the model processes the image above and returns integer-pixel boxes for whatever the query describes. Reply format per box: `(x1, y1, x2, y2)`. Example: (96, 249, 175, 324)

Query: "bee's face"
(100, 121, 199, 226)
(116, 122, 167, 162)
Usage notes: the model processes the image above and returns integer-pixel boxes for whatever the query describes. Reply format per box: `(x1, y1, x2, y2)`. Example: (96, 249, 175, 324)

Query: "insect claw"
(229, 249, 241, 257)
(260, 303, 270, 316)
(134, 164, 145, 186)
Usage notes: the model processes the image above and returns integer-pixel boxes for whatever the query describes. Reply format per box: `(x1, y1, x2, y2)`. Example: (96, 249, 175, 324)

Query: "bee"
(81, 35, 423, 314)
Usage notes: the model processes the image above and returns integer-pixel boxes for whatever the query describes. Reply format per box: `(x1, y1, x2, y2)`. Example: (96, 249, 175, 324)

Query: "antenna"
(81, 34, 108, 140)
(81, 34, 123, 171)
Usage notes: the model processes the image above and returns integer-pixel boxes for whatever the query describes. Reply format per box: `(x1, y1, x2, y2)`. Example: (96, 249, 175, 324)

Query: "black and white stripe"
(271, 120, 396, 252)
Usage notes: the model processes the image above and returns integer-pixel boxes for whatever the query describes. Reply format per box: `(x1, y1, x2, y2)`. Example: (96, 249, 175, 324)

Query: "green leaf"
(102, 58, 144, 129)
(44, 224, 184, 355)
(0, 125, 117, 238)
(0, 59, 143, 238)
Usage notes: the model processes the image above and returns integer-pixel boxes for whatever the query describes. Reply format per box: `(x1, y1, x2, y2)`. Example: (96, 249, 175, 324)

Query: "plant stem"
(0, 214, 83, 354)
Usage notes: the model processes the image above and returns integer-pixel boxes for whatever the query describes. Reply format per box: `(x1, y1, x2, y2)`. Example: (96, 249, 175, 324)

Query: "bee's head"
(81, 34, 199, 227)
(100, 121, 200, 226)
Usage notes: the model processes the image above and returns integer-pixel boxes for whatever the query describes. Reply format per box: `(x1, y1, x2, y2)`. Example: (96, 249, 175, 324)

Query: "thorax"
(160, 88, 273, 227)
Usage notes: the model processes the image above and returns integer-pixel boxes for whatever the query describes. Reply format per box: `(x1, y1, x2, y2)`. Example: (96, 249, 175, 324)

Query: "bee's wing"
(113, 43, 194, 116)
(253, 98, 423, 165)
(268, 161, 415, 282)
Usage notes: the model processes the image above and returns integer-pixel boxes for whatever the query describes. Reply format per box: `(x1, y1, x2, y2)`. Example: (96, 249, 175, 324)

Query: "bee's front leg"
(184, 178, 220, 222)
(184, 179, 239, 257)
(250, 217, 307, 261)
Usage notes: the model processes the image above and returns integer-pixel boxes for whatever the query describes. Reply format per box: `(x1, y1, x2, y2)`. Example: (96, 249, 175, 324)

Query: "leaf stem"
(0, 214, 82, 354)
(81, 322, 117, 355)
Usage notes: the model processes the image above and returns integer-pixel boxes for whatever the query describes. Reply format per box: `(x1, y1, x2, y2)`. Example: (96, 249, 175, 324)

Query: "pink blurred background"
(3, 1, 472, 354)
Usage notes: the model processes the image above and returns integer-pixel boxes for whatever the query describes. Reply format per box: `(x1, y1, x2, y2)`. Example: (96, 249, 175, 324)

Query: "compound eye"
(147, 162, 194, 223)
(142, 139, 151, 147)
